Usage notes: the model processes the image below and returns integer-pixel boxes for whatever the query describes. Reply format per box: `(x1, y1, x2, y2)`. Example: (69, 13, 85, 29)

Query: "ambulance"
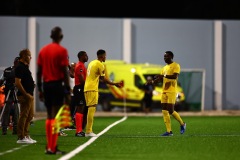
(98, 60, 185, 111)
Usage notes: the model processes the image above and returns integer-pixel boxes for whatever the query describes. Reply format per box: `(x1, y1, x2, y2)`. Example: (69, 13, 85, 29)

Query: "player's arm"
(36, 65, 43, 92)
(151, 72, 178, 84)
(36, 64, 45, 102)
(100, 76, 122, 88)
(151, 75, 163, 84)
(15, 78, 27, 95)
(15, 77, 33, 99)
(78, 73, 85, 85)
(76, 65, 86, 85)
(63, 65, 71, 105)
(164, 73, 179, 79)
(63, 65, 71, 91)
(166, 64, 180, 80)
(69, 63, 75, 78)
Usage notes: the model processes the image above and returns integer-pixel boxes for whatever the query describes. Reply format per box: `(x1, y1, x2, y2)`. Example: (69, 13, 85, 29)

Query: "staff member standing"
(37, 26, 71, 155)
(15, 49, 36, 144)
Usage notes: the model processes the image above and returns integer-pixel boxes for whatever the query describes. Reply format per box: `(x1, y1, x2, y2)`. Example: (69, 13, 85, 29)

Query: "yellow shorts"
(161, 92, 176, 104)
(84, 91, 99, 106)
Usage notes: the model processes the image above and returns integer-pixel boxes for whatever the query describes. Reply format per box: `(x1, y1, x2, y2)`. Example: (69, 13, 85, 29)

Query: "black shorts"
(73, 85, 85, 106)
(43, 80, 64, 109)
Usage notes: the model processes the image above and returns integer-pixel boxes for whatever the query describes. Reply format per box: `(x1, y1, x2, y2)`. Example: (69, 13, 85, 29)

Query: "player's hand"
(115, 81, 123, 88)
(26, 93, 34, 100)
(39, 91, 44, 102)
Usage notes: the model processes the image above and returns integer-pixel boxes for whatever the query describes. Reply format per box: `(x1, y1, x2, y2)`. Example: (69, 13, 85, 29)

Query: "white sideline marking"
(187, 134, 240, 137)
(0, 145, 28, 156)
(58, 116, 127, 160)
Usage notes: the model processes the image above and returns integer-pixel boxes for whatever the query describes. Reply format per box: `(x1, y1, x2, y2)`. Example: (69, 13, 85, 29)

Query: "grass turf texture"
(1, 116, 240, 160)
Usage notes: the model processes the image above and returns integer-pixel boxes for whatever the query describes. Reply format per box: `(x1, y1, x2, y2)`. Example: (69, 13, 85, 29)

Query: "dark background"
(1, 0, 240, 19)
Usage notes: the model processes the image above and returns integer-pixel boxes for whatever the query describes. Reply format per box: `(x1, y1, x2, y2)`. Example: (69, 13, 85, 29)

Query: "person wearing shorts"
(83, 49, 122, 137)
(150, 51, 186, 136)
(73, 51, 88, 137)
(37, 26, 71, 154)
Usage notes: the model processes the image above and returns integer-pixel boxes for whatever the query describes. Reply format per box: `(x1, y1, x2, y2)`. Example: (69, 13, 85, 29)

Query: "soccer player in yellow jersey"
(84, 49, 122, 137)
(150, 51, 186, 136)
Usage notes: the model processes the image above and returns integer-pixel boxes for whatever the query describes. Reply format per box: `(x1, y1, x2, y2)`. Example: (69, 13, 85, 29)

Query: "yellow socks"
(86, 107, 96, 134)
(162, 110, 171, 132)
(172, 111, 184, 125)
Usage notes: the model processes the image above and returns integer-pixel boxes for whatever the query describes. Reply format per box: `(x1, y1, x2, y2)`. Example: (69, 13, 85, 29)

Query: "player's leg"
(1, 91, 12, 135)
(44, 82, 65, 154)
(74, 85, 85, 137)
(82, 105, 88, 130)
(161, 93, 173, 136)
(12, 93, 19, 134)
(85, 91, 98, 137)
(170, 92, 186, 134)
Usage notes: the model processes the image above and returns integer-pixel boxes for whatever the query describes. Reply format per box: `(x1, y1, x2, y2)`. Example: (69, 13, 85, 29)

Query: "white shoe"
(59, 131, 68, 136)
(26, 136, 37, 143)
(85, 132, 97, 137)
(17, 137, 34, 144)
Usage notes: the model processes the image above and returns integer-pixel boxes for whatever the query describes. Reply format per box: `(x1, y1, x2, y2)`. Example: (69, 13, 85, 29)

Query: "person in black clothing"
(0, 57, 19, 135)
(142, 76, 154, 115)
(15, 49, 36, 144)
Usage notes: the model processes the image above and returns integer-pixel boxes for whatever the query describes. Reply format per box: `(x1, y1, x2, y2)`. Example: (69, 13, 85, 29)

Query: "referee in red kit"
(37, 26, 71, 155)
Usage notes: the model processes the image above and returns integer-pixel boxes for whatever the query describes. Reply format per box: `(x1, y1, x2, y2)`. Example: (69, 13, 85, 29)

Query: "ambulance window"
(134, 74, 143, 88)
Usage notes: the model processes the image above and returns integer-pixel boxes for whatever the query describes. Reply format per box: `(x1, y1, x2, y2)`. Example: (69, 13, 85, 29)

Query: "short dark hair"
(77, 51, 86, 59)
(50, 26, 63, 40)
(19, 48, 30, 58)
(97, 49, 106, 56)
(165, 51, 174, 59)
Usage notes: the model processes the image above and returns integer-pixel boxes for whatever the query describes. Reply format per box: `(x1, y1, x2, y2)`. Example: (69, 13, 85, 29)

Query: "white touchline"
(58, 116, 127, 160)
(0, 145, 28, 156)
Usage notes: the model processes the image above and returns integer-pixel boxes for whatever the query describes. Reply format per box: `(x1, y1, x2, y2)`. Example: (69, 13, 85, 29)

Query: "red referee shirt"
(74, 61, 87, 85)
(37, 42, 69, 82)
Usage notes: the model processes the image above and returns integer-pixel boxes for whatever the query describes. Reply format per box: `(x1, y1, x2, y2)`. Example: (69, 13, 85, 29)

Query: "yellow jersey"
(84, 59, 105, 92)
(161, 62, 180, 93)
